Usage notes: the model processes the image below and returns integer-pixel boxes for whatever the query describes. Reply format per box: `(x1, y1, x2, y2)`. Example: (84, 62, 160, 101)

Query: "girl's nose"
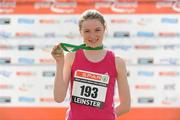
(89, 33, 96, 39)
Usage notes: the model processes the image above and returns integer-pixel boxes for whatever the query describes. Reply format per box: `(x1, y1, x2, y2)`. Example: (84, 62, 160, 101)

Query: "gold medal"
(54, 45, 63, 55)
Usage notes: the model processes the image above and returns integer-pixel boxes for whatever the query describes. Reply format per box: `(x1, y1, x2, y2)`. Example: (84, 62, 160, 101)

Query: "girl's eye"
(96, 29, 101, 32)
(84, 30, 89, 33)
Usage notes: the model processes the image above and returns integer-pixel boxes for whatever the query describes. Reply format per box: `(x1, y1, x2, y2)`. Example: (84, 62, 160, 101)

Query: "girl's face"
(80, 19, 105, 48)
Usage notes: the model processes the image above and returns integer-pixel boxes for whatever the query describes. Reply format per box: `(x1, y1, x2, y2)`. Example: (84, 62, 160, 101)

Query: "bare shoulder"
(115, 56, 126, 72)
(64, 52, 76, 66)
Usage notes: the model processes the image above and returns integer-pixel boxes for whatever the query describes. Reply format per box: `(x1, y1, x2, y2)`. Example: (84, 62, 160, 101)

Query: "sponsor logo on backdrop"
(44, 84, 53, 90)
(18, 83, 33, 92)
(18, 45, 34, 51)
(158, 32, 180, 37)
(38, 58, 55, 64)
(0, 96, 11, 103)
(0, 70, 12, 78)
(159, 71, 179, 77)
(15, 32, 37, 38)
(16, 71, 36, 77)
(137, 70, 154, 77)
(138, 97, 154, 103)
(111, 18, 131, 24)
(164, 84, 176, 91)
(113, 31, 130, 38)
(137, 31, 154, 37)
(0, 84, 14, 90)
(64, 18, 78, 24)
(95, 2, 111, 9)
(159, 58, 179, 65)
(44, 32, 56, 38)
(138, 58, 154, 64)
(0, 31, 12, 38)
(162, 96, 178, 105)
(134, 45, 158, 50)
(42, 71, 55, 77)
(137, 18, 153, 26)
(161, 17, 178, 24)
(110, 45, 132, 51)
(135, 84, 156, 90)
(0, 18, 11, 24)
(34, 1, 77, 13)
(50, 2, 77, 13)
(0, 44, 14, 50)
(0, 57, 11, 64)
(34, 1, 52, 9)
(17, 18, 35, 24)
(172, 1, 180, 12)
(111, 2, 137, 13)
(18, 57, 35, 64)
(156, 1, 173, 9)
(0, 2, 16, 13)
(39, 19, 61, 24)
(18, 96, 36, 103)
(39, 97, 54, 103)
(164, 44, 180, 50)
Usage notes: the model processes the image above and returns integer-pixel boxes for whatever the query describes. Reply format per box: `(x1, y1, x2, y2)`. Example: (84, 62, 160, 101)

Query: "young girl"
(51, 9, 131, 120)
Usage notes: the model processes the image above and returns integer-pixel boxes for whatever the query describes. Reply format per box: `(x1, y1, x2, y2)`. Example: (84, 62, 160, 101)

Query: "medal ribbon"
(60, 43, 103, 52)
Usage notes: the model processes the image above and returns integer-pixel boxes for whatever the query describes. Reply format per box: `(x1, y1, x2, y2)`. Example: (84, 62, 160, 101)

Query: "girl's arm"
(53, 52, 75, 102)
(115, 56, 131, 117)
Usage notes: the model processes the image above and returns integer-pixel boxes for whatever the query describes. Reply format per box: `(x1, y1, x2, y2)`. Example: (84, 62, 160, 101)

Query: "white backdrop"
(0, 14, 180, 108)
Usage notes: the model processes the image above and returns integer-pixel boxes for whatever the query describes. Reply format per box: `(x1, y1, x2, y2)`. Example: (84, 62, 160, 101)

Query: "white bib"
(72, 70, 109, 108)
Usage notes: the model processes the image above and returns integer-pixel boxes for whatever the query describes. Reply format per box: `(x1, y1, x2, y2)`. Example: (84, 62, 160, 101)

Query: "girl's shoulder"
(115, 55, 126, 72)
(65, 52, 76, 66)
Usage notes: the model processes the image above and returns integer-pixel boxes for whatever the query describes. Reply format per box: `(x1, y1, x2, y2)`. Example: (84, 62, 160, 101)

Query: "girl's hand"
(51, 43, 64, 62)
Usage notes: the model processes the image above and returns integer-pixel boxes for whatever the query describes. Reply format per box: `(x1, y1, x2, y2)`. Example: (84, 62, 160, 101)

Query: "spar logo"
(75, 70, 109, 84)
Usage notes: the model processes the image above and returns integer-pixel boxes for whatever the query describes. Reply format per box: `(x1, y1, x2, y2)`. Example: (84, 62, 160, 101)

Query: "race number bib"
(72, 70, 109, 108)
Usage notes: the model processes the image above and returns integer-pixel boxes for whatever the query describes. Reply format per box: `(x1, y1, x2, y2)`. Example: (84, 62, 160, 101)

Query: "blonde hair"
(79, 9, 106, 31)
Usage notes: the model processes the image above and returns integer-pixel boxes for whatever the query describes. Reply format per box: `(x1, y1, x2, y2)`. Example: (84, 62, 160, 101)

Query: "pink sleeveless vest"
(66, 49, 117, 120)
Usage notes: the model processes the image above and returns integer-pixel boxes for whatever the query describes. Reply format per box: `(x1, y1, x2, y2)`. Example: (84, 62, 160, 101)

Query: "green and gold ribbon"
(59, 43, 103, 52)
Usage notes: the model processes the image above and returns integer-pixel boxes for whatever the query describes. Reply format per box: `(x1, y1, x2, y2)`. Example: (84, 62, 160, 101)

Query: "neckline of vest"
(80, 49, 109, 64)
